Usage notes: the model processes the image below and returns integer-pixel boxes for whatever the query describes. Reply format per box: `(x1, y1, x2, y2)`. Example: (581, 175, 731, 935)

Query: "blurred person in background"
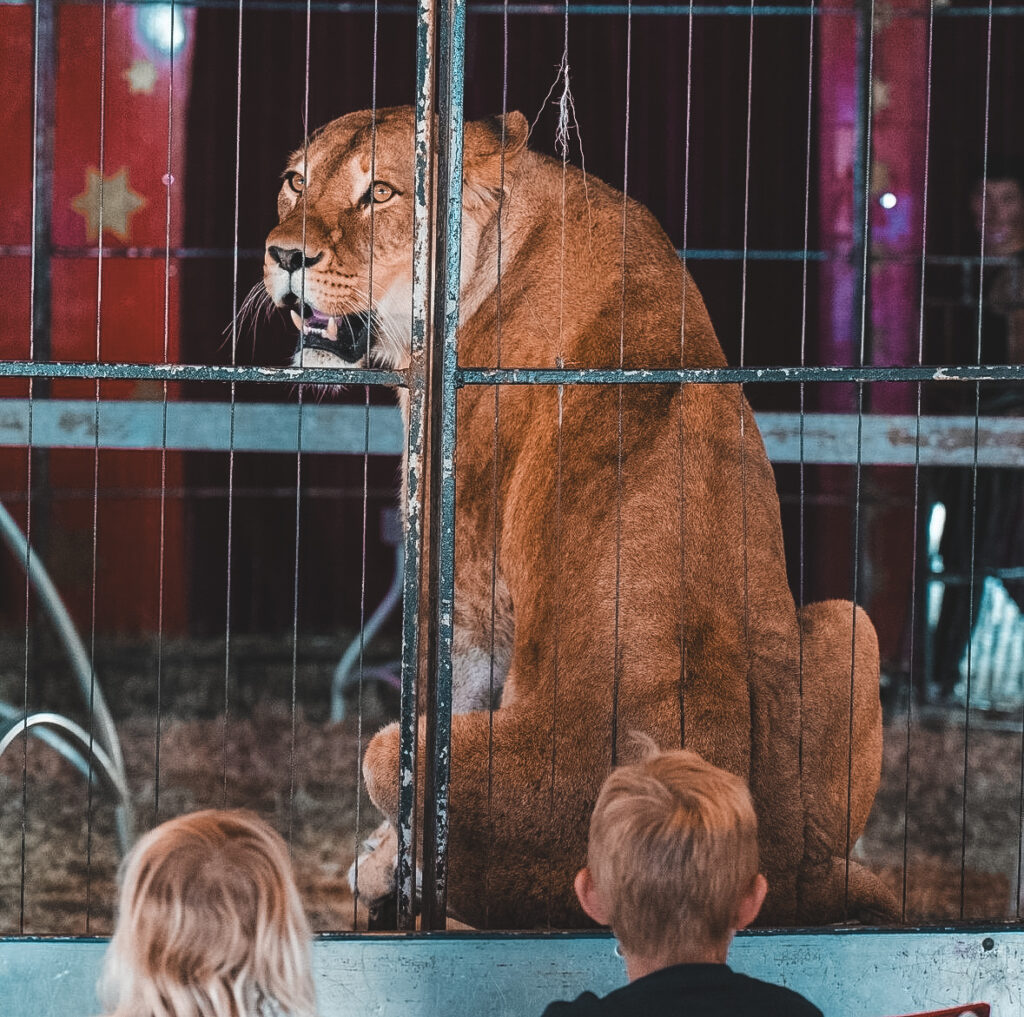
(932, 155, 1024, 698)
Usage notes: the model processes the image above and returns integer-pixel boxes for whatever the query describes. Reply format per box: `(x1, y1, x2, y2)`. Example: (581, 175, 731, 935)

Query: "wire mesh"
(0, 0, 1022, 948)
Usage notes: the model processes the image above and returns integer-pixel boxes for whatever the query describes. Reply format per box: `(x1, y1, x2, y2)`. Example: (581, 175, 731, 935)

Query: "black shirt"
(541, 963, 823, 1017)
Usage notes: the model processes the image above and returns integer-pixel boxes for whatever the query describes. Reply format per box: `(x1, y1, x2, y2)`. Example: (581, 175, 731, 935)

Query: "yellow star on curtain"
(71, 166, 146, 243)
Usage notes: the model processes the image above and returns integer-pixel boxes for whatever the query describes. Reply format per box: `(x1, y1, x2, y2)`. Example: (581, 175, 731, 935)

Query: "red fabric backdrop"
(0, 3, 192, 634)
(2, 0, 1021, 654)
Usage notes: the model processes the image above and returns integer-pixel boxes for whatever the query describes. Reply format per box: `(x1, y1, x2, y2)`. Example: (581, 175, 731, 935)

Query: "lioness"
(264, 106, 896, 927)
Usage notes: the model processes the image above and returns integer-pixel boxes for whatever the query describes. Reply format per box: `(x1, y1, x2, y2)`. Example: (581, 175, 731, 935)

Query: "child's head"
(575, 744, 766, 965)
(101, 809, 316, 1017)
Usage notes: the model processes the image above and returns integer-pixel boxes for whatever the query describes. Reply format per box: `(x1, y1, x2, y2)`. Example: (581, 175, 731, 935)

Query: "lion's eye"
(284, 171, 305, 195)
(367, 181, 396, 205)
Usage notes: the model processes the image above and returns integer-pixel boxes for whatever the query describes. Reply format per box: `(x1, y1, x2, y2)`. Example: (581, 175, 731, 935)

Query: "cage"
(0, 0, 1023, 1011)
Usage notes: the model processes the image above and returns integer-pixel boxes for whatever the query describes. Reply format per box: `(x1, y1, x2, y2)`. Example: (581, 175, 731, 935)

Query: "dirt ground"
(0, 635, 390, 935)
(2, 637, 1023, 935)
(860, 708, 1024, 924)
(0, 709, 378, 934)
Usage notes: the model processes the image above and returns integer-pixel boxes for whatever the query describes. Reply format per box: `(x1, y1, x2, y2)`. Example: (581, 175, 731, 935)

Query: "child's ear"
(735, 873, 769, 931)
(574, 867, 610, 926)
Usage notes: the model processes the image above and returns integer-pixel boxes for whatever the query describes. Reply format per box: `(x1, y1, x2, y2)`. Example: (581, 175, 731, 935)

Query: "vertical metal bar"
(903, 0, 935, 923)
(849, 0, 876, 916)
(960, 0, 996, 921)
(611, 0, 633, 768)
(851, 0, 874, 385)
(29, 0, 57, 572)
(84, 0, 111, 932)
(288, 0, 316, 848)
(396, 0, 436, 930)
(736, 0, 756, 846)
(352, 0, 380, 925)
(222, 0, 245, 813)
(30, 0, 55, 375)
(676, 0, 695, 754)
(546, 0, 570, 924)
(796, 0, 817, 915)
(421, 0, 466, 931)
(484, 0, 511, 929)
(22, 0, 59, 931)
(154, 0, 179, 828)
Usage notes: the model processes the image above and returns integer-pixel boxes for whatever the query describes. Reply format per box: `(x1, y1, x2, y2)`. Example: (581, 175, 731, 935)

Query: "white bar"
(0, 930, 1015, 1017)
(0, 401, 1021, 465)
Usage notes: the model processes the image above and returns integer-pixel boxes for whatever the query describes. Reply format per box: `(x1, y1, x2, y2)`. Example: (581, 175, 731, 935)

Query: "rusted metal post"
(420, 0, 466, 931)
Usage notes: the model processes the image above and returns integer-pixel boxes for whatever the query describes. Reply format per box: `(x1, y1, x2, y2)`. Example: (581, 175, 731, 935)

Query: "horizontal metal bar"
(679, 248, 829, 261)
(4, 0, 1024, 14)
(0, 930, 1020, 1017)
(0, 245, 264, 260)
(934, 566, 1024, 584)
(0, 360, 406, 387)
(760, 412, 1024, 467)
(0, 400, 403, 454)
(3, 361, 1018, 389)
(675, 251, 1024, 267)
(2, 244, 829, 262)
(0, 485, 400, 502)
(459, 365, 1024, 385)
(1, 400, 1021, 466)
(0, 245, 1008, 269)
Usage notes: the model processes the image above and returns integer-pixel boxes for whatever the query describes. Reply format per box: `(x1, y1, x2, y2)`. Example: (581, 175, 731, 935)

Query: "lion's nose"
(267, 246, 324, 272)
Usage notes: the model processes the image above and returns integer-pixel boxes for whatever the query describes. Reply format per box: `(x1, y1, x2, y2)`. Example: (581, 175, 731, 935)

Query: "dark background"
(178, 0, 1023, 640)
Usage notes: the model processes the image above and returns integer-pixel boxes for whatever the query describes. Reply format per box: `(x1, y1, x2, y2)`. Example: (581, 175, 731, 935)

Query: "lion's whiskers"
(222, 282, 275, 354)
(344, 285, 409, 369)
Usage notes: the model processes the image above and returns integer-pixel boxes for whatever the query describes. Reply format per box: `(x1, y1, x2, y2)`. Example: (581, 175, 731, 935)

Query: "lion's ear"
(463, 111, 528, 202)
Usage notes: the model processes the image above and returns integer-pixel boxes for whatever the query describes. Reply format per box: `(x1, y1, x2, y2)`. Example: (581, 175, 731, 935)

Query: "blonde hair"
(587, 744, 759, 959)
(100, 809, 317, 1017)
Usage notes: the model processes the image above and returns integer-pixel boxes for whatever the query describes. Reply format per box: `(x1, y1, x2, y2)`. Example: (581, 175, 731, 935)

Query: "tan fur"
(265, 106, 897, 928)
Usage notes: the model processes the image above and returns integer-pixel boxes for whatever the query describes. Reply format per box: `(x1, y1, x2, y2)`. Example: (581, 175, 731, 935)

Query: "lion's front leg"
(356, 722, 487, 929)
(346, 819, 403, 927)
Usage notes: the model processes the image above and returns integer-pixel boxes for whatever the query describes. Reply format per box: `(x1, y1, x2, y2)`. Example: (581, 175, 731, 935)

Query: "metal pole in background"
(852, 0, 874, 387)
(29, 0, 57, 566)
(31, 0, 56, 372)
(393, 0, 437, 931)
(420, 0, 466, 931)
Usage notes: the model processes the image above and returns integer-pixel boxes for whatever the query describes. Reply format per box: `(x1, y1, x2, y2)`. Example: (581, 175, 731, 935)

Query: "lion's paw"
(347, 820, 398, 900)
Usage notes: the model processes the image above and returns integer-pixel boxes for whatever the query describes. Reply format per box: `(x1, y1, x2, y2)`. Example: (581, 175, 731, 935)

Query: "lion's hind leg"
(797, 855, 900, 925)
(796, 600, 898, 923)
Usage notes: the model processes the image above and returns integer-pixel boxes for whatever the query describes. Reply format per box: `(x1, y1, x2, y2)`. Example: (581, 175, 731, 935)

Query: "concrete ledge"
(0, 929, 1017, 1017)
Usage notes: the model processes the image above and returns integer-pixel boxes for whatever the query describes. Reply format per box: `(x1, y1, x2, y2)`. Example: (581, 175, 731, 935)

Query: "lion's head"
(264, 105, 527, 371)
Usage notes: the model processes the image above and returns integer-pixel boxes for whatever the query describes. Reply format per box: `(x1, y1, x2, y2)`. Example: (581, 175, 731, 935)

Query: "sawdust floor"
(2, 642, 1023, 934)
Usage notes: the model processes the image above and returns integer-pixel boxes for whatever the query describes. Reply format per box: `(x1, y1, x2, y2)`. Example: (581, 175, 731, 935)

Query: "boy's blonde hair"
(100, 809, 316, 1017)
(587, 744, 759, 959)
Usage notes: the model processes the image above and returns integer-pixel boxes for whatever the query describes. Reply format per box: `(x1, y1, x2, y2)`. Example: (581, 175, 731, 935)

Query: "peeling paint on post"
(1, 361, 1022, 387)
(457, 365, 1024, 386)
(393, 0, 437, 932)
(420, 0, 465, 932)
(0, 360, 407, 386)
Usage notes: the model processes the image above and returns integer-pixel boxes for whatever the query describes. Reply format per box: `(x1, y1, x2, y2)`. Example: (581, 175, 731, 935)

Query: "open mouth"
(285, 297, 373, 364)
